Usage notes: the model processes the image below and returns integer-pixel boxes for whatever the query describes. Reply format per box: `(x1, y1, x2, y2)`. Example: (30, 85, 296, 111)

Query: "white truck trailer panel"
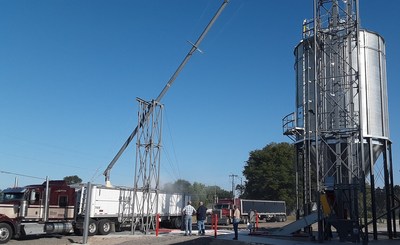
(82, 185, 187, 218)
(158, 192, 188, 216)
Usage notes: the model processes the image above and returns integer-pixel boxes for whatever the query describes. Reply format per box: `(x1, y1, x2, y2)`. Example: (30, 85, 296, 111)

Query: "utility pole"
(239, 177, 243, 196)
(229, 174, 238, 200)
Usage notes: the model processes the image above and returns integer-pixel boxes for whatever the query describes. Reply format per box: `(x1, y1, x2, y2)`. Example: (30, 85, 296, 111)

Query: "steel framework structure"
(312, 1, 363, 242)
(283, 0, 397, 243)
(132, 98, 163, 234)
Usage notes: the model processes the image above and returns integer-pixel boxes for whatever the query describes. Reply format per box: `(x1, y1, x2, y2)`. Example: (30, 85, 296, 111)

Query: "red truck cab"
(0, 181, 76, 244)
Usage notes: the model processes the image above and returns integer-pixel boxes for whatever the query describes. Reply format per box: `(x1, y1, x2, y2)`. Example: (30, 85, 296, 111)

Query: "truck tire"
(278, 215, 286, 222)
(88, 219, 98, 236)
(0, 223, 12, 244)
(73, 227, 83, 236)
(98, 219, 111, 235)
(173, 218, 182, 229)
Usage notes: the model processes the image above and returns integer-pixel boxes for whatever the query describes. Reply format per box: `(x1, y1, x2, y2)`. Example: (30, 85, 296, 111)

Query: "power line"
(0, 170, 45, 180)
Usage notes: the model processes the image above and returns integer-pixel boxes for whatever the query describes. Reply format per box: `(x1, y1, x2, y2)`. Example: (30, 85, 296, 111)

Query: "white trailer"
(74, 184, 189, 235)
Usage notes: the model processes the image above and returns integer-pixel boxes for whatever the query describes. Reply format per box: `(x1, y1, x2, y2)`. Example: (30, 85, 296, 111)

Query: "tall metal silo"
(283, 0, 396, 243)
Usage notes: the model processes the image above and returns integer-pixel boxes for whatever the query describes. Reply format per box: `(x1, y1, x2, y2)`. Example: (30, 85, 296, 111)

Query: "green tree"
(242, 142, 296, 213)
(163, 179, 192, 194)
(162, 180, 231, 208)
(189, 182, 207, 205)
(63, 175, 82, 185)
(204, 185, 231, 206)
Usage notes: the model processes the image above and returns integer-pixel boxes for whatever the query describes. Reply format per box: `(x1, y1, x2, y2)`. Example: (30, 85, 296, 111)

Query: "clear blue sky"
(1, 1, 399, 192)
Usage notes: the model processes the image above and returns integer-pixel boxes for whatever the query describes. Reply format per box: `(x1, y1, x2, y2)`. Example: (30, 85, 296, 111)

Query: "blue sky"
(0, 1, 399, 192)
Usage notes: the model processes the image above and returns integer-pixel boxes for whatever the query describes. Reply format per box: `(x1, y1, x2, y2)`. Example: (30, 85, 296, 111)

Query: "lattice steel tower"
(132, 98, 163, 234)
(283, 0, 396, 243)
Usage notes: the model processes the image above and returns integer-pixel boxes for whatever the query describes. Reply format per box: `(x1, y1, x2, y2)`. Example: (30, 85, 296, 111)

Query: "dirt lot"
(6, 221, 279, 245)
(7, 233, 247, 245)
(7, 231, 250, 245)
(6, 219, 395, 245)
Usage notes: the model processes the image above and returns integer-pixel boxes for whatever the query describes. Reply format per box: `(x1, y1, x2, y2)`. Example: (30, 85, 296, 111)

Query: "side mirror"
(30, 190, 36, 204)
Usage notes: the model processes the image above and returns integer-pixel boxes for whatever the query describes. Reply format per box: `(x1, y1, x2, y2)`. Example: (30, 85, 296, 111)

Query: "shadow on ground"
(171, 237, 249, 245)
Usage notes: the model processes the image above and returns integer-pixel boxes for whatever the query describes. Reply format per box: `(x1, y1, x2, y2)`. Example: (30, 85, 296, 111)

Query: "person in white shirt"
(182, 201, 196, 236)
(232, 205, 240, 240)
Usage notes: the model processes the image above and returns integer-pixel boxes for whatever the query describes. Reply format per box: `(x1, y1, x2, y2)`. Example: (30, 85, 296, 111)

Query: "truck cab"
(209, 199, 236, 225)
(0, 181, 76, 244)
(214, 203, 233, 223)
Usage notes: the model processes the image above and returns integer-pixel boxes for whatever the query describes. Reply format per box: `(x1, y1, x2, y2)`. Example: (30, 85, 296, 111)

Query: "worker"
(249, 209, 256, 233)
(232, 205, 241, 240)
(182, 201, 196, 236)
(197, 201, 207, 235)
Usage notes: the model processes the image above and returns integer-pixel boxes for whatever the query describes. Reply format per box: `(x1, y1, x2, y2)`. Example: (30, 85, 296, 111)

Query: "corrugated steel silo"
(358, 30, 389, 139)
(294, 29, 390, 169)
(283, 0, 396, 241)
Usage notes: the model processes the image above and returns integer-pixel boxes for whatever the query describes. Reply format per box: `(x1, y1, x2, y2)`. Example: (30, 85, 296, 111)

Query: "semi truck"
(0, 180, 188, 244)
(209, 198, 287, 225)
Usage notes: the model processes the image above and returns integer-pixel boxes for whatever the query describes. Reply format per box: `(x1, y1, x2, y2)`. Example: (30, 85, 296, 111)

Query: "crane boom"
(103, 0, 229, 185)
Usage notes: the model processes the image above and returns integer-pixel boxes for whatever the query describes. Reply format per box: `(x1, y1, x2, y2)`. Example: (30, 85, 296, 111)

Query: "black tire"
(173, 217, 182, 229)
(115, 223, 123, 232)
(0, 223, 13, 244)
(88, 219, 98, 236)
(73, 227, 83, 236)
(225, 218, 230, 226)
(98, 219, 112, 235)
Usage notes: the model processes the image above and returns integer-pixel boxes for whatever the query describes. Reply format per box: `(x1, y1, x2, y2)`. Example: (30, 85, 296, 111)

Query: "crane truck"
(0, 180, 188, 244)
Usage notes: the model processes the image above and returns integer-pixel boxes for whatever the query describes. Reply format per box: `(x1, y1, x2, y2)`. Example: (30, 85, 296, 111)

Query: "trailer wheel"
(278, 216, 286, 222)
(0, 223, 12, 244)
(98, 219, 111, 235)
(173, 218, 182, 229)
(88, 219, 98, 236)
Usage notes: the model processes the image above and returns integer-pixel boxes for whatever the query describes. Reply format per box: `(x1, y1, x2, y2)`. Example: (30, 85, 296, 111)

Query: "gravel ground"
(89, 234, 249, 245)
(7, 232, 247, 245)
(6, 222, 260, 245)
(6, 219, 396, 245)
